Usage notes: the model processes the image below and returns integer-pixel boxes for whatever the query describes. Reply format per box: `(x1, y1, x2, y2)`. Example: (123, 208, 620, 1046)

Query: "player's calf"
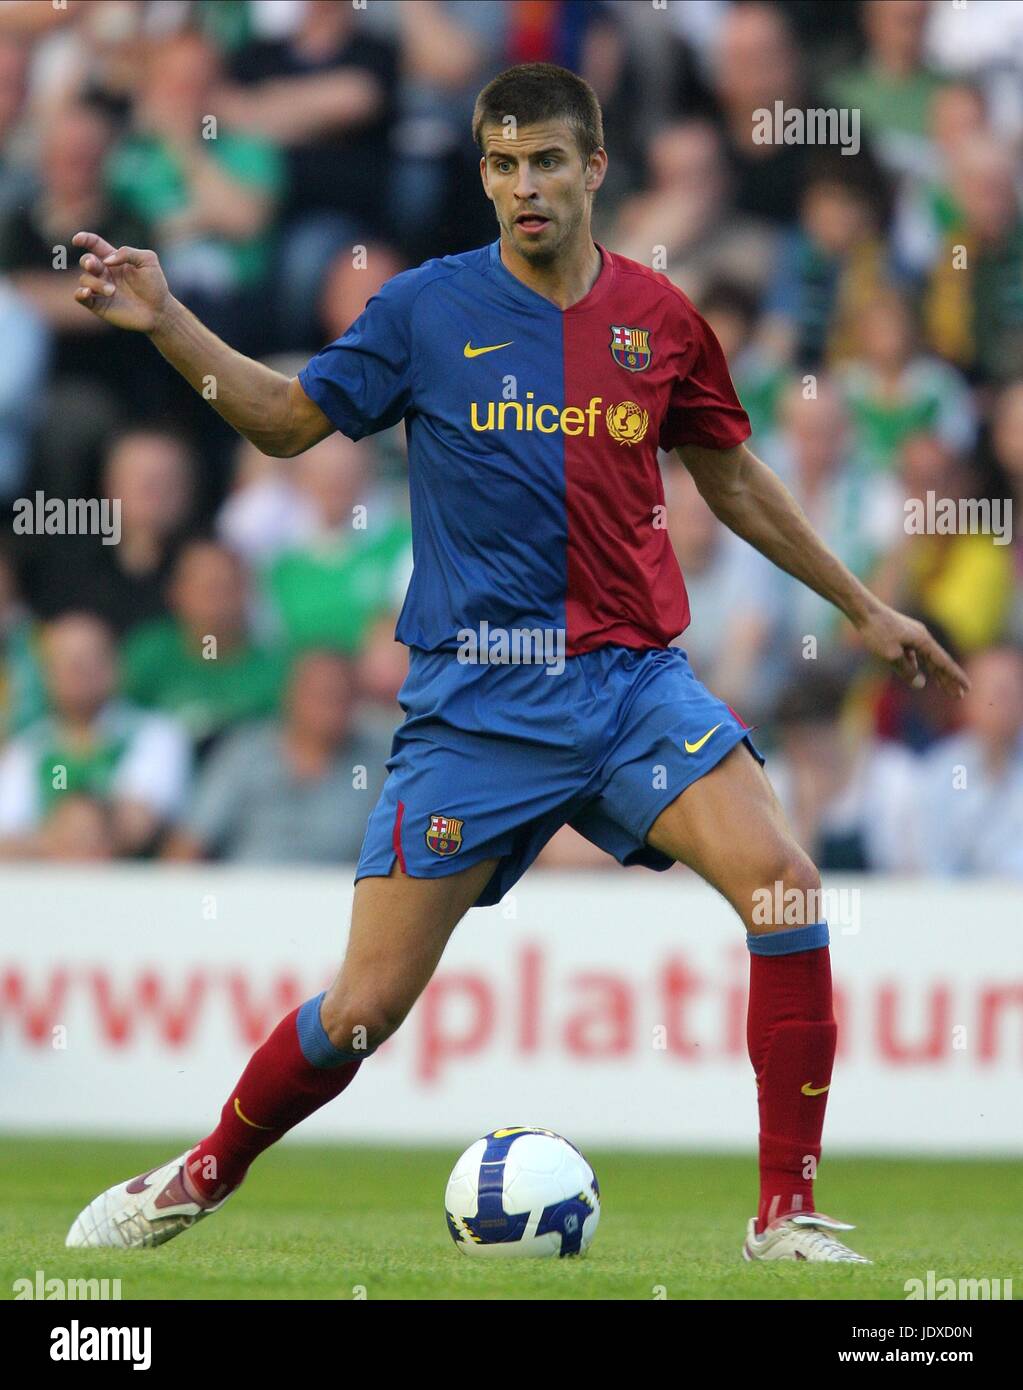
(184, 862, 493, 1207)
(647, 749, 844, 1241)
(64, 990, 363, 1249)
(183, 991, 364, 1206)
(66, 861, 497, 1248)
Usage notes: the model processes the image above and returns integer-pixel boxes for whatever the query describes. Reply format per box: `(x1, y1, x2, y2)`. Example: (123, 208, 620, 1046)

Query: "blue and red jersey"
(299, 239, 751, 657)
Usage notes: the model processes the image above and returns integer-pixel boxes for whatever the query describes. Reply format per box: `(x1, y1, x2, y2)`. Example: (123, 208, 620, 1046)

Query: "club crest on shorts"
(426, 813, 464, 856)
(610, 324, 651, 373)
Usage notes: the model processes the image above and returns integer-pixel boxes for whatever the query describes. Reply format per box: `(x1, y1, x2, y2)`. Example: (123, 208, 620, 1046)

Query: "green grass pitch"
(1, 1138, 1018, 1300)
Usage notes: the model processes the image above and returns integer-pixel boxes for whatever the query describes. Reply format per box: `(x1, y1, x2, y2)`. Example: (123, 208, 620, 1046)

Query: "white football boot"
(66, 1150, 231, 1249)
(742, 1212, 872, 1263)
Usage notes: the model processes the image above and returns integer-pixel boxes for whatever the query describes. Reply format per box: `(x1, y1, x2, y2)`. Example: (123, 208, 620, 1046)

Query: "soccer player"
(66, 64, 967, 1262)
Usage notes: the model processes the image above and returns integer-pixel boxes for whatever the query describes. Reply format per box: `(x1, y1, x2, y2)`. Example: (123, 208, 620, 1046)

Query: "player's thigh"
(645, 743, 819, 932)
(322, 856, 500, 1042)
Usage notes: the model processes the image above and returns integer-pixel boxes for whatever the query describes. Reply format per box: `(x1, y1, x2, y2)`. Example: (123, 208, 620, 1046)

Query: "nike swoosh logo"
(684, 722, 722, 754)
(801, 1082, 830, 1097)
(464, 340, 513, 358)
(234, 1096, 274, 1130)
(125, 1170, 157, 1194)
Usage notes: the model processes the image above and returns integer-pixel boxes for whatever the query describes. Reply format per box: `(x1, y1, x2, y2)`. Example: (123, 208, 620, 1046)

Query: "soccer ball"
(445, 1126, 600, 1258)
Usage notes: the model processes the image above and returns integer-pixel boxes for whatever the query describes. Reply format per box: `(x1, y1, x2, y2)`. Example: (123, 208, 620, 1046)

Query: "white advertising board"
(1, 867, 1020, 1153)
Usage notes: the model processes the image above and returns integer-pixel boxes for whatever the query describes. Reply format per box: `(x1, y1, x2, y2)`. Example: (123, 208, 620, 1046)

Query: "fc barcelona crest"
(610, 324, 652, 373)
(426, 813, 464, 857)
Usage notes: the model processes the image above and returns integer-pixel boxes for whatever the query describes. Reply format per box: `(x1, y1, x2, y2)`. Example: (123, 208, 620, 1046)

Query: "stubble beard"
(504, 200, 585, 268)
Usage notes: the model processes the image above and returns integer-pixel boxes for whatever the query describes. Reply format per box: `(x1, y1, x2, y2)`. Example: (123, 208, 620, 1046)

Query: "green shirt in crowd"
(827, 65, 946, 141)
(120, 620, 289, 743)
(264, 521, 412, 653)
(106, 131, 283, 289)
(0, 616, 47, 739)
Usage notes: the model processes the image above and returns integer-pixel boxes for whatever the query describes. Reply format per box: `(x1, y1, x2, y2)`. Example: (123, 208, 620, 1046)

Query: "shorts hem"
(355, 844, 506, 889)
(633, 728, 765, 850)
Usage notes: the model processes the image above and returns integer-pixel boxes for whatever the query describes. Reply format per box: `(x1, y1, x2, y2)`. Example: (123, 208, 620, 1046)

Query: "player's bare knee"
(320, 991, 405, 1056)
(747, 842, 822, 934)
(784, 846, 821, 902)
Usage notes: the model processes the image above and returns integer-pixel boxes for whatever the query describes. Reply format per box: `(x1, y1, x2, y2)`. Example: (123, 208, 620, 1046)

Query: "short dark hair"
(472, 62, 604, 163)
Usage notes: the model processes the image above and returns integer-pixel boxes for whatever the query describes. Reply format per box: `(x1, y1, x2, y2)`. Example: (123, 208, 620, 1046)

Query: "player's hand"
(71, 232, 171, 334)
(855, 601, 970, 697)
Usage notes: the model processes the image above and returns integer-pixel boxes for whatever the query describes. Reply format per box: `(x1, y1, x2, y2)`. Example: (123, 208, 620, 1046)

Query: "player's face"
(480, 120, 605, 265)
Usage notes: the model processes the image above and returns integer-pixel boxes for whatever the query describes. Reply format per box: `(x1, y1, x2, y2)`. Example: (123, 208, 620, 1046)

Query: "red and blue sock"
(184, 992, 362, 1204)
(746, 923, 836, 1233)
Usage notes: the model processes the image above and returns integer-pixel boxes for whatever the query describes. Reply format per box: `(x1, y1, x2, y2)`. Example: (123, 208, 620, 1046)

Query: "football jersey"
(299, 238, 750, 657)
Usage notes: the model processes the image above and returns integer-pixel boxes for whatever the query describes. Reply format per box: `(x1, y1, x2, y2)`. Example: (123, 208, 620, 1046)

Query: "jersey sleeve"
(658, 303, 752, 453)
(298, 269, 418, 441)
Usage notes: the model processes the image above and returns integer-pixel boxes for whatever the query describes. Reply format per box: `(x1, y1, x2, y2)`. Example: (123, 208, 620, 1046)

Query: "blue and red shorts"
(357, 643, 763, 907)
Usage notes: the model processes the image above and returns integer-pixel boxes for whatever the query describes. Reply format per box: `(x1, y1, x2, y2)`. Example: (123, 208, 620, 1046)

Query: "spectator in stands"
(923, 137, 1023, 387)
(608, 119, 776, 302)
(707, 3, 811, 226)
(315, 240, 410, 482)
(837, 286, 976, 474)
(216, 434, 318, 569)
(0, 34, 32, 214)
(827, 0, 945, 178)
(987, 380, 1023, 642)
(35, 793, 115, 862)
(764, 154, 894, 370)
(262, 433, 411, 655)
(107, 29, 284, 354)
(924, 0, 1023, 119)
(761, 377, 902, 649)
(381, 0, 501, 259)
(355, 611, 410, 735)
(120, 540, 288, 756)
(0, 544, 46, 739)
(0, 103, 146, 350)
(163, 648, 390, 864)
(14, 0, 160, 120)
(891, 80, 990, 278)
(917, 645, 1023, 876)
(664, 462, 780, 723)
(655, 0, 724, 128)
(0, 279, 49, 500)
(0, 612, 190, 858)
(17, 428, 195, 634)
(220, 0, 399, 349)
(871, 433, 1013, 654)
(769, 666, 922, 872)
(990, 381, 1023, 511)
(317, 240, 407, 350)
(0, 102, 149, 493)
(699, 279, 788, 441)
(89, 428, 195, 633)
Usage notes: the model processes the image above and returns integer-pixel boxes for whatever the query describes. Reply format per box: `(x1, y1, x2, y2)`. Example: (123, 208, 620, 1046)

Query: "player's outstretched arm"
(677, 441, 971, 697)
(71, 232, 332, 457)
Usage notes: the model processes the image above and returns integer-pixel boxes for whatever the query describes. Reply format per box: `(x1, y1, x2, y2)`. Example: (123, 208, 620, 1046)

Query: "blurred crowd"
(0, 0, 1021, 876)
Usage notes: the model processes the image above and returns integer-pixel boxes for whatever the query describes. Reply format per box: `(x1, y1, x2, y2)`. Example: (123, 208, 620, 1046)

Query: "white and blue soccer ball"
(445, 1127, 600, 1257)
